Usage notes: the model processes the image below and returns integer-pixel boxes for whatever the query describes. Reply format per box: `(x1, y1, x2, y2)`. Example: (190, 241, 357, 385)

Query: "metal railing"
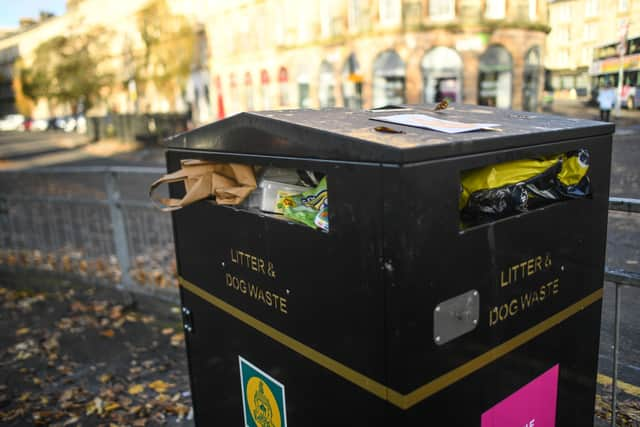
(0, 168, 638, 424)
(0, 166, 176, 299)
(604, 197, 640, 427)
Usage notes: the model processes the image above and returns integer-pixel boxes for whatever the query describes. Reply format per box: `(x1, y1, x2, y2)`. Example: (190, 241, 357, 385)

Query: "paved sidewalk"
(0, 139, 142, 170)
(550, 99, 640, 128)
(0, 271, 193, 426)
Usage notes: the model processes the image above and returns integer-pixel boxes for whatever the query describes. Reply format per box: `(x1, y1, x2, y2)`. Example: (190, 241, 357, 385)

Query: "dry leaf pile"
(0, 275, 192, 426)
(595, 384, 640, 426)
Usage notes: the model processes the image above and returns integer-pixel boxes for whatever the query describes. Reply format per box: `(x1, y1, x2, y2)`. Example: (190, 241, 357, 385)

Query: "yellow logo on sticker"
(247, 377, 282, 427)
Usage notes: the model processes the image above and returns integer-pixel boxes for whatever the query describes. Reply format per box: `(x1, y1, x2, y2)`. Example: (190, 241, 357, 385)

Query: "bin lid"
(166, 104, 614, 164)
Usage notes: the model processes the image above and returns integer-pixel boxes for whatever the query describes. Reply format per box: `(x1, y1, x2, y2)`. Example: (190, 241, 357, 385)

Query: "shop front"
(523, 46, 542, 111)
(342, 53, 364, 109)
(319, 60, 336, 108)
(372, 50, 406, 107)
(421, 46, 463, 104)
(478, 45, 513, 108)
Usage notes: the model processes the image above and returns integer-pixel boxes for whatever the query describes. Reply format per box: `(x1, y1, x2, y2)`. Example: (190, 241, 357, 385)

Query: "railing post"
(611, 283, 621, 427)
(104, 170, 134, 290)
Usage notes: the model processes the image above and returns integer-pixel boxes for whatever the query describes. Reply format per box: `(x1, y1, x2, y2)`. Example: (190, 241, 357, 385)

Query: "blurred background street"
(0, 0, 639, 425)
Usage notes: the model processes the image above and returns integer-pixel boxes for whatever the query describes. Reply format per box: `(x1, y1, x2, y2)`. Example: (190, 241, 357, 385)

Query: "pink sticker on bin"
(481, 364, 559, 427)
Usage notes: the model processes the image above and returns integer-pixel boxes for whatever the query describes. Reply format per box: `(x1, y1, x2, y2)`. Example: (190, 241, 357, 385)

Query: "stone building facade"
(206, 0, 548, 117)
(0, 0, 548, 121)
(546, 0, 637, 100)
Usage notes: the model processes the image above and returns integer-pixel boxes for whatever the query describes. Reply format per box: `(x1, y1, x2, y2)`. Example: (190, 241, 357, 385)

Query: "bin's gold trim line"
(179, 276, 602, 410)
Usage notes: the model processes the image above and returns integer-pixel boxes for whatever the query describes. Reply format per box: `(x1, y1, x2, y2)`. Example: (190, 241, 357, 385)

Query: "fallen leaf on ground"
(98, 373, 112, 383)
(170, 333, 184, 347)
(100, 329, 115, 338)
(128, 384, 144, 395)
(104, 401, 120, 412)
(149, 380, 174, 394)
(161, 328, 174, 335)
(16, 327, 30, 336)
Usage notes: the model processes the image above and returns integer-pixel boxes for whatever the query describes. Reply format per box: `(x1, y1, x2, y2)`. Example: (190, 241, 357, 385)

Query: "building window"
(485, 0, 505, 20)
(321, 1, 332, 37)
(372, 50, 406, 107)
(297, 64, 311, 108)
(319, 61, 336, 108)
(379, 0, 401, 27)
(244, 72, 254, 111)
(421, 47, 463, 103)
(583, 23, 595, 41)
(560, 75, 575, 90)
(342, 53, 363, 109)
(260, 70, 271, 110)
(348, 0, 361, 33)
(274, 1, 285, 45)
(619, 0, 628, 12)
(529, 0, 537, 20)
(585, 0, 598, 17)
(523, 46, 542, 111)
(478, 45, 513, 109)
(278, 67, 289, 107)
(320, 0, 344, 38)
(557, 3, 571, 22)
(581, 47, 591, 65)
(558, 49, 569, 68)
(429, 0, 455, 21)
(229, 73, 239, 114)
(298, 3, 310, 42)
(556, 27, 570, 44)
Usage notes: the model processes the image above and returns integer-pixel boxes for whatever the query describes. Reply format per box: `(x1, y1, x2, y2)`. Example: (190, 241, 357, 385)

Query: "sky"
(0, 0, 66, 28)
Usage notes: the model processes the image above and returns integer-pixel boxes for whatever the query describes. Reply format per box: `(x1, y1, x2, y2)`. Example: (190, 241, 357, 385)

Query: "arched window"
(372, 50, 406, 107)
(478, 45, 513, 108)
(260, 69, 271, 110)
(229, 73, 239, 114)
(297, 64, 311, 108)
(278, 66, 289, 107)
(523, 46, 542, 111)
(244, 72, 254, 111)
(342, 53, 363, 109)
(319, 60, 336, 108)
(421, 47, 463, 104)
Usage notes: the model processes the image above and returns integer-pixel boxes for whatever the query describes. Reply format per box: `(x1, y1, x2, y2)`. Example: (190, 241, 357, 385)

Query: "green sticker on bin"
(239, 356, 287, 427)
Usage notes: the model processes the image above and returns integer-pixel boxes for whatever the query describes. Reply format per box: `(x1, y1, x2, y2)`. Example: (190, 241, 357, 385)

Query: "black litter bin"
(164, 104, 613, 426)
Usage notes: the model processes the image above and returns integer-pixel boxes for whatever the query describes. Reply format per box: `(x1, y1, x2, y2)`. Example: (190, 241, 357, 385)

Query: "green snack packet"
(281, 195, 318, 228)
(280, 177, 328, 229)
(314, 202, 329, 232)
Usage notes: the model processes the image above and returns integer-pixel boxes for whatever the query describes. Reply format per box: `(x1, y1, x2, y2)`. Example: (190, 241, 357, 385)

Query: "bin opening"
(242, 166, 329, 232)
(459, 148, 592, 228)
(150, 161, 329, 232)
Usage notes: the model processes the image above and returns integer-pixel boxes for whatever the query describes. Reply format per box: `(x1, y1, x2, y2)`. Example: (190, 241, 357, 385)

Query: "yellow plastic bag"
(460, 149, 590, 217)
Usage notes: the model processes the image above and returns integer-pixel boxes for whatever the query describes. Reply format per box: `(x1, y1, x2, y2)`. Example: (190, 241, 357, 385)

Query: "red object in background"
(215, 76, 225, 119)
(261, 69, 270, 85)
(244, 72, 252, 86)
(278, 66, 288, 83)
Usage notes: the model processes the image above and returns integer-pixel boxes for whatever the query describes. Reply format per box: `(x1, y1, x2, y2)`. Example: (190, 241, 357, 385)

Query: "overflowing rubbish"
(279, 177, 329, 232)
(149, 160, 257, 211)
(460, 149, 591, 223)
(250, 179, 309, 214)
(151, 161, 329, 231)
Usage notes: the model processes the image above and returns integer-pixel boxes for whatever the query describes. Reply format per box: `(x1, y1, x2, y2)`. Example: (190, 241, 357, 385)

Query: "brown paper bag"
(149, 159, 257, 212)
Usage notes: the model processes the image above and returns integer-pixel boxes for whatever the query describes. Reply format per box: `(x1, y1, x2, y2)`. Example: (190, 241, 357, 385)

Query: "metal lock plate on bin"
(433, 290, 479, 346)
